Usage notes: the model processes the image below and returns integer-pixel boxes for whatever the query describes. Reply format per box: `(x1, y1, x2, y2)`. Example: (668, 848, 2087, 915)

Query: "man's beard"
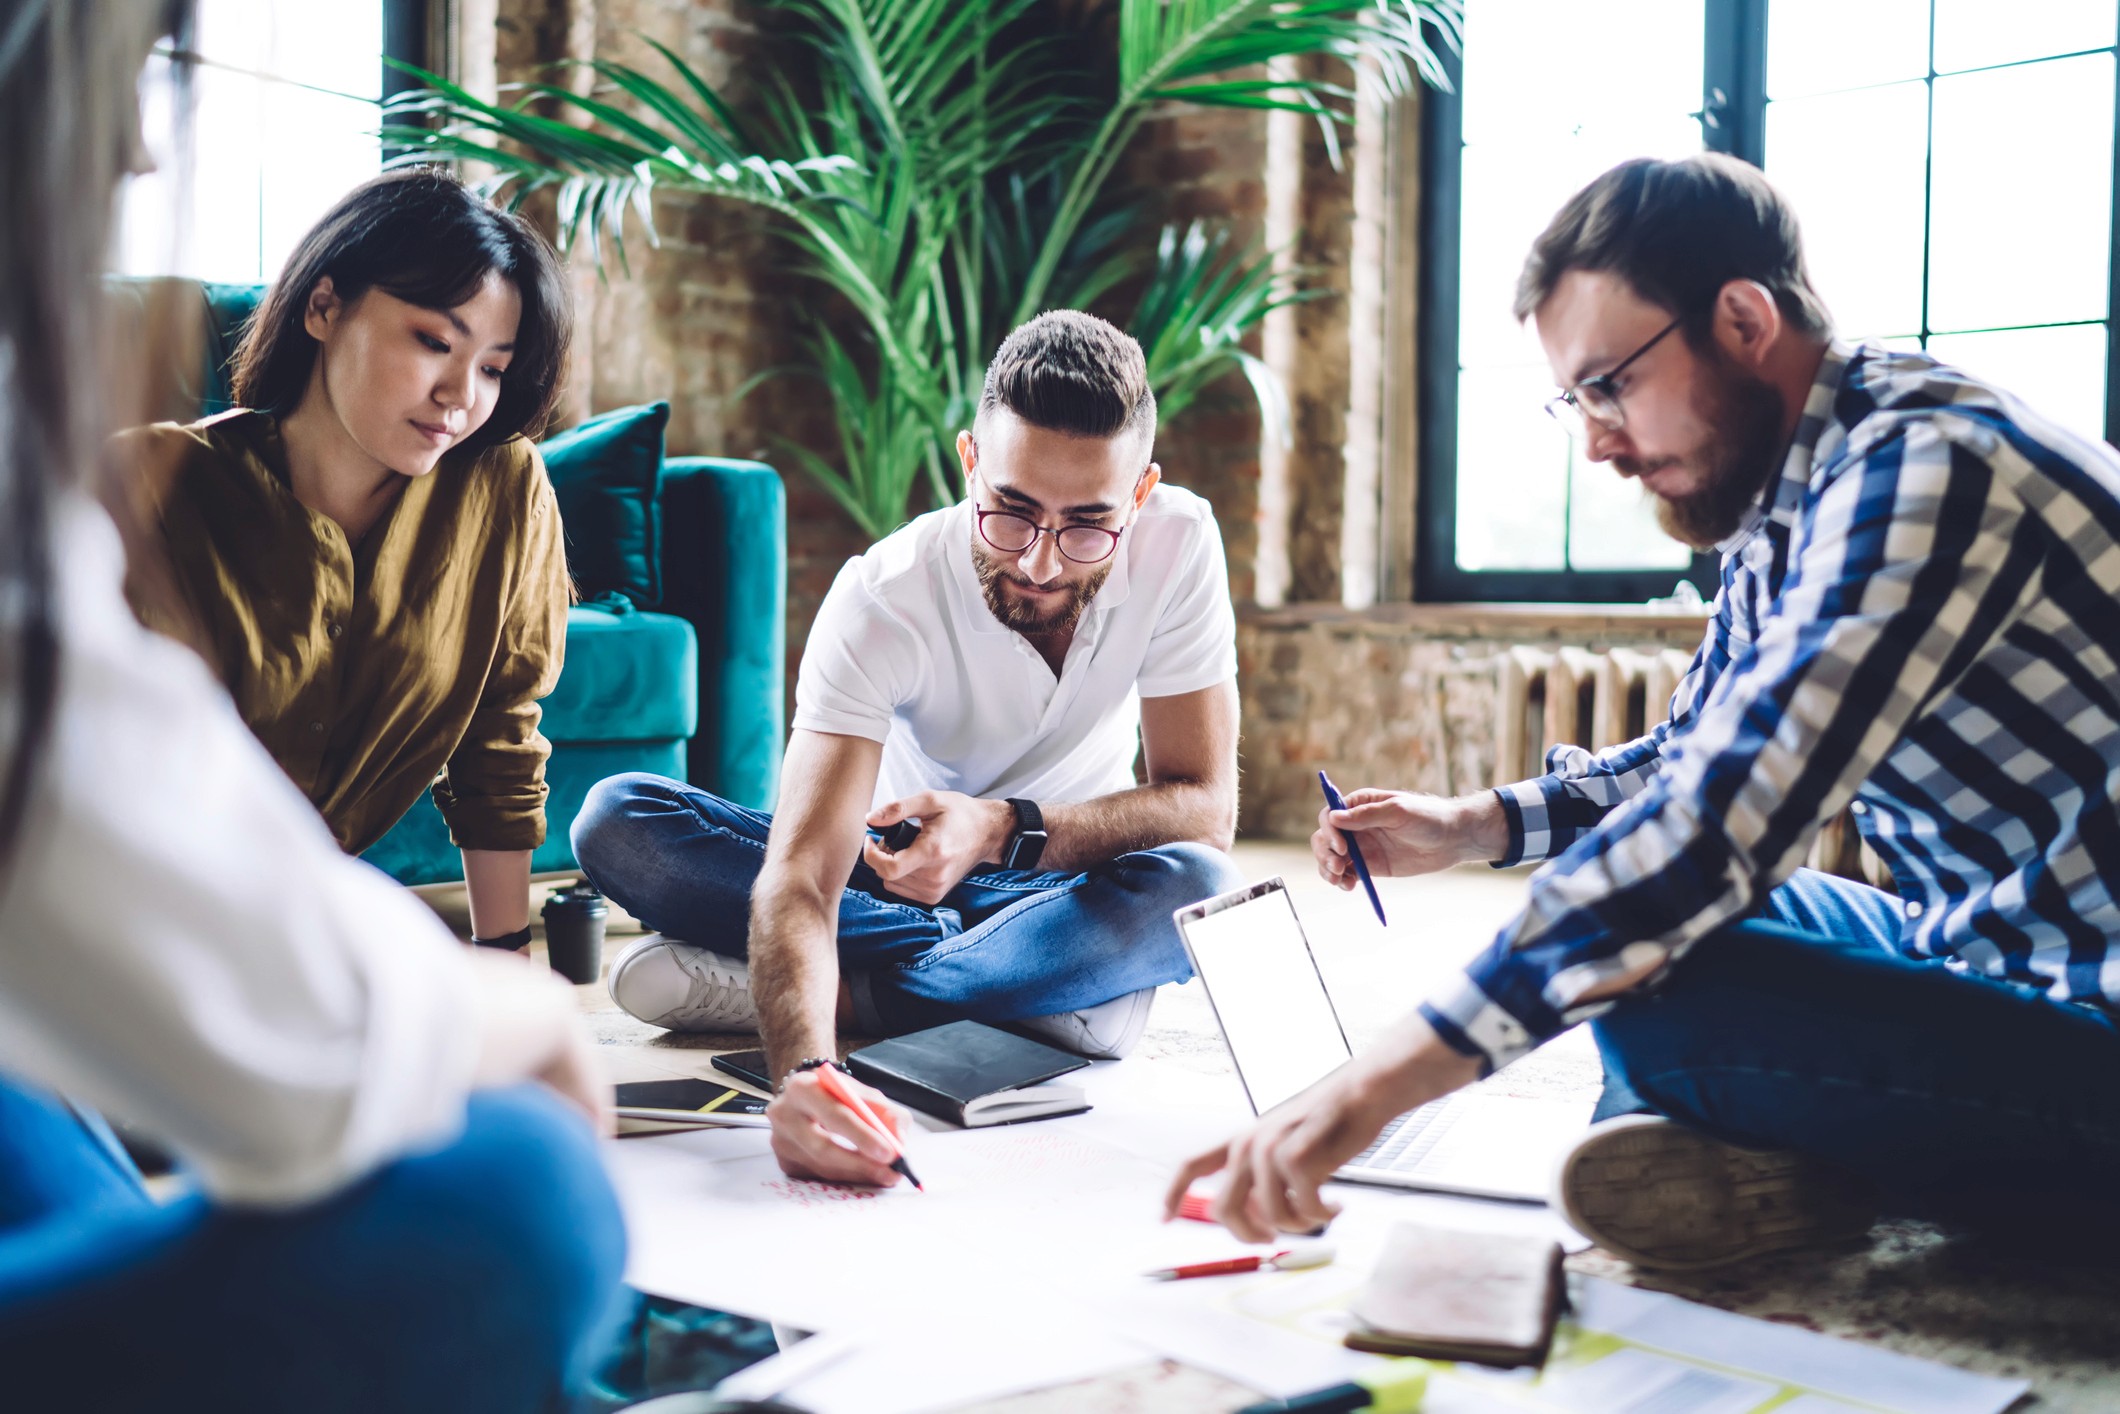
(972, 543, 1113, 635)
(1623, 357, 1786, 550)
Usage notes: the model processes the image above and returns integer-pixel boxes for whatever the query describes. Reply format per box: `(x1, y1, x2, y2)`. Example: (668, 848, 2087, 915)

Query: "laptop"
(1173, 877, 1594, 1204)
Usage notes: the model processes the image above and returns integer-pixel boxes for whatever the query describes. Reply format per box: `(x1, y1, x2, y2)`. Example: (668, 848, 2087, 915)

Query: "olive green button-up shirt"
(122, 410, 569, 856)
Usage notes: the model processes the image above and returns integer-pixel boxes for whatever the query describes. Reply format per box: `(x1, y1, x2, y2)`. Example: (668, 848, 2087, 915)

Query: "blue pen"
(1319, 770, 1387, 927)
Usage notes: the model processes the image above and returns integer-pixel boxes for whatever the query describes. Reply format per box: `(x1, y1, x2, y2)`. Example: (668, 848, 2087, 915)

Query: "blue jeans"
(1591, 867, 2120, 1226)
(0, 1078, 628, 1412)
(571, 772, 1242, 1033)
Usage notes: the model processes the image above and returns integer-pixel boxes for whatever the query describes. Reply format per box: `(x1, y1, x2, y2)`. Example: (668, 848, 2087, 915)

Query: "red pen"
(812, 1063, 925, 1191)
(1145, 1246, 1334, 1281)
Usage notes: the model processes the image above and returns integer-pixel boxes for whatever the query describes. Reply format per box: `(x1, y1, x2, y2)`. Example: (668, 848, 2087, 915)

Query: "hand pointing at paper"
(1166, 1014, 1482, 1243)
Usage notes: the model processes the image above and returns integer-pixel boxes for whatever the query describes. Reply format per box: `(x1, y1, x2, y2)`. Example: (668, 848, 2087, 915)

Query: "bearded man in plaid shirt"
(1171, 153, 2120, 1269)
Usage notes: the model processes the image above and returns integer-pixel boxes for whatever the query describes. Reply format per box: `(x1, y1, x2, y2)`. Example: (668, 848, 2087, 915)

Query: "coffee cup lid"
(543, 882, 607, 914)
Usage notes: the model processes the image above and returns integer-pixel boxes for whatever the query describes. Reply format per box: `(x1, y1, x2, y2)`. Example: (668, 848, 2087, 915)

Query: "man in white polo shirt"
(572, 311, 1244, 1184)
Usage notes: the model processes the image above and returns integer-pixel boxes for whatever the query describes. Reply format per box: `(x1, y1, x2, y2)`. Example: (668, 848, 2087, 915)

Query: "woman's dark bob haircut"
(232, 167, 572, 452)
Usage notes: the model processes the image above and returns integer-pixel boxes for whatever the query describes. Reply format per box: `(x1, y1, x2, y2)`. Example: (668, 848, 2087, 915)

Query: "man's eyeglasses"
(1543, 315, 1683, 438)
(972, 473, 1128, 565)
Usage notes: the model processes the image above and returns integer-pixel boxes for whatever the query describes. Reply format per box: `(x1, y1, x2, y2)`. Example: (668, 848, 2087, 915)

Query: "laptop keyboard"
(1344, 1095, 1458, 1173)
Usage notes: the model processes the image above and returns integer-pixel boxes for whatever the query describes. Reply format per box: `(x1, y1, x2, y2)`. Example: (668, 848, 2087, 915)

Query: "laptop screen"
(1176, 880, 1354, 1114)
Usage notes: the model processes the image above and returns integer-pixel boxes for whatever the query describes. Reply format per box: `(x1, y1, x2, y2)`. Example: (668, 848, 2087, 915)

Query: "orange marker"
(1176, 1187, 1328, 1236)
(812, 1063, 924, 1191)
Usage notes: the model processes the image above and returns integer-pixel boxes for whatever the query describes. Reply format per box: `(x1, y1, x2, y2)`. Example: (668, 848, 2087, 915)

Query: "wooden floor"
(419, 842, 2120, 1412)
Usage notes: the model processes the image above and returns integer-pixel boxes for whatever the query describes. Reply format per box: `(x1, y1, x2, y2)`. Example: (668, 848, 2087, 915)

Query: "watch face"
(1007, 829, 1050, 870)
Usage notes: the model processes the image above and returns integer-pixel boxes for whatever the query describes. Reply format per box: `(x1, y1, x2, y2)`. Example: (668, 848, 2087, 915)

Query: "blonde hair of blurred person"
(0, 4, 627, 1406)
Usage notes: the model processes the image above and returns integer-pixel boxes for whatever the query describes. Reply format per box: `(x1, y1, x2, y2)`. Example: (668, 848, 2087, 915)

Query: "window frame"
(382, 0, 431, 114)
(1413, 0, 2120, 604)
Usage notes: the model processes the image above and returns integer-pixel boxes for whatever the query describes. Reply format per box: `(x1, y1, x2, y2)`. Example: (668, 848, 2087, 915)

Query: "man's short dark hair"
(1514, 154, 1833, 342)
(976, 310, 1156, 452)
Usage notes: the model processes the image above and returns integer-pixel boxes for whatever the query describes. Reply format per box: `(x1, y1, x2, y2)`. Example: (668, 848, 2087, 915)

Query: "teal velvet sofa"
(120, 278, 784, 885)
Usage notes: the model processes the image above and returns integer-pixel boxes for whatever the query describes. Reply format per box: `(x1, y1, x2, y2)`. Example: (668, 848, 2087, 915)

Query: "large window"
(1418, 1, 2120, 603)
(118, 0, 424, 285)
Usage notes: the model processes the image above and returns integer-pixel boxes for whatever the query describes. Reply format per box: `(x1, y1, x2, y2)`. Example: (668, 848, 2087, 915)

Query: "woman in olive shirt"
(125, 169, 573, 948)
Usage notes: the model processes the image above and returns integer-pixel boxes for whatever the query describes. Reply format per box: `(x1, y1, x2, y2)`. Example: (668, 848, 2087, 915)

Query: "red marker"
(1176, 1189, 1329, 1237)
(1145, 1246, 1335, 1281)
(812, 1063, 924, 1191)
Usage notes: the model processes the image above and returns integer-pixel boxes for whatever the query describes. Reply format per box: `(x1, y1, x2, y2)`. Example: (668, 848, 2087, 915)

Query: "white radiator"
(1492, 644, 1891, 887)
(1493, 645, 1691, 788)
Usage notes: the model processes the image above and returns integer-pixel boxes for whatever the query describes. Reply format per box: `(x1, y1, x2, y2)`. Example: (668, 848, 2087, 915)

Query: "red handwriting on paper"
(760, 1178, 886, 1209)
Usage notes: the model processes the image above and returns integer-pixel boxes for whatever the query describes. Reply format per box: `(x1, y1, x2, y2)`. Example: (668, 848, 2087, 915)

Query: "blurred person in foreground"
(1171, 154, 2120, 1269)
(0, 3, 625, 1407)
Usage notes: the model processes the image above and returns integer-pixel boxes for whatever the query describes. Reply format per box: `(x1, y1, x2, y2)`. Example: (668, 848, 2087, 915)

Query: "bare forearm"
(1035, 779, 1235, 873)
(748, 870, 842, 1081)
(462, 849, 532, 939)
(1454, 791, 1511, 864)
(1348, 1011, 1487, 1115)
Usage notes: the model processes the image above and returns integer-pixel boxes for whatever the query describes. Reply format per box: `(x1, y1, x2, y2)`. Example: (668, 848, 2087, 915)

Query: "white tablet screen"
(1179, 884, 1353, 1114)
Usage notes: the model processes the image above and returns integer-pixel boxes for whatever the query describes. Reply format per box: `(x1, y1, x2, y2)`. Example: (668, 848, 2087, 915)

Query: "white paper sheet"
(1567, 1280, 2030, 1414)
(760, 1307, 1148, 1414)
(1116, 1185, 1577, 1399)
(612, 1046, 2019, 1414)
(1122, 1265, 2029, 1414)
(612, 1118, 1250, 1332)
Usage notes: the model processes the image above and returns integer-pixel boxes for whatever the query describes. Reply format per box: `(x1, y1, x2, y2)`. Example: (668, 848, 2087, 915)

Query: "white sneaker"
(1009, 987, 1157, 1060)
(606, 934, 761, 1033)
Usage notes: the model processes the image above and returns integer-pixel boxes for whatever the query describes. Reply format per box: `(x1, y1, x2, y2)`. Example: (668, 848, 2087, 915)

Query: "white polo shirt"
(792, 482, 1237, 808)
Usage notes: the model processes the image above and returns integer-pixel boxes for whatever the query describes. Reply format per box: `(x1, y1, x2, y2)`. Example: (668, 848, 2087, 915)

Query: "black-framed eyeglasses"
(971, 473, 1128, 564)
(1543, 316, 1683, 438)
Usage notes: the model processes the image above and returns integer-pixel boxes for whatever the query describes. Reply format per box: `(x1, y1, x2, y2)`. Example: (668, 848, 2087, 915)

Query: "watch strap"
(471, 925, 534, 951)
(1006, 798, 1044, 836)
(1003, 798, 1048, 871)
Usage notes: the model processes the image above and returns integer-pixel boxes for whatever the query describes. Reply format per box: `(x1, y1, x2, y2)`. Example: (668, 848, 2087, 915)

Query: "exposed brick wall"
(1123, 103, 1269, 607)
(487, 0, 869, 711)
(1281, 58, 1358, 604)
(1236, 611, 1708, 839)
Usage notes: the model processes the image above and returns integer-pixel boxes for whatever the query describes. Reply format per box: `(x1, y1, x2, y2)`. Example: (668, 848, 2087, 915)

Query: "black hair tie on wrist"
(472, 925, 534, 951)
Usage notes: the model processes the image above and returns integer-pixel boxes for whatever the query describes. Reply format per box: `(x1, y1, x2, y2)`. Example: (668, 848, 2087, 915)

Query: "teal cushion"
(543, 606, 698, 745)
(201, 283, 265, 413)
(540, 402, 669, 608)
(362, 738, 688, 885)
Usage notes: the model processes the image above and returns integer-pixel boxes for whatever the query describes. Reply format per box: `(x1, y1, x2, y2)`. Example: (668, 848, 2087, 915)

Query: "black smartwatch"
(1002, 798, 1048, 871)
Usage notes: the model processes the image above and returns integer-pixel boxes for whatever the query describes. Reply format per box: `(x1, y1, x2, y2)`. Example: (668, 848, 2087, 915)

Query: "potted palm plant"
(383, 0, 1462, 539)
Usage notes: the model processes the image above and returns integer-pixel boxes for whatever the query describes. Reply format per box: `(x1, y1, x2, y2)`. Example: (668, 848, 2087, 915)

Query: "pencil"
(812, 1063, 925, 1191)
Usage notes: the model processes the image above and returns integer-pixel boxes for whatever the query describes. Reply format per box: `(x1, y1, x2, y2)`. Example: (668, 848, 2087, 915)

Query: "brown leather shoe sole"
(1555, 1115, 1877, 1271)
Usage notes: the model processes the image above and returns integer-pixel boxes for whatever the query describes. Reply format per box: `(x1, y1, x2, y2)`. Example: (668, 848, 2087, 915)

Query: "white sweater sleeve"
(0, 497, 481, 1206)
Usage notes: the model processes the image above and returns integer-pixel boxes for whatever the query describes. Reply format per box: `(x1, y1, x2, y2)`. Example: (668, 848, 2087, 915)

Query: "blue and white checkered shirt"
(1420, 340, 2120, 1074)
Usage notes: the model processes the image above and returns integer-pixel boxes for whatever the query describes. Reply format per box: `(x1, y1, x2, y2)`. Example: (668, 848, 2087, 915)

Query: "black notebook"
(846, 1021, 1091, 1128)
(611, 1079, 769, 1137)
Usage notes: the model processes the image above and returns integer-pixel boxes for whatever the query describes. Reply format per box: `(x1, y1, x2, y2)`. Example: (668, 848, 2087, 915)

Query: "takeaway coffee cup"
(541, 882, 608, 985)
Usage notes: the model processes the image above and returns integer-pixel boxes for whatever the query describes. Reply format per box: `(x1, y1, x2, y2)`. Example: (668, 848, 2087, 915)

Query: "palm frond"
(1014, 0, 1459, 325)
(384, 4, 1458, 539)
(1131, 220, 1320, 439)
(380, 58, 858, 263)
